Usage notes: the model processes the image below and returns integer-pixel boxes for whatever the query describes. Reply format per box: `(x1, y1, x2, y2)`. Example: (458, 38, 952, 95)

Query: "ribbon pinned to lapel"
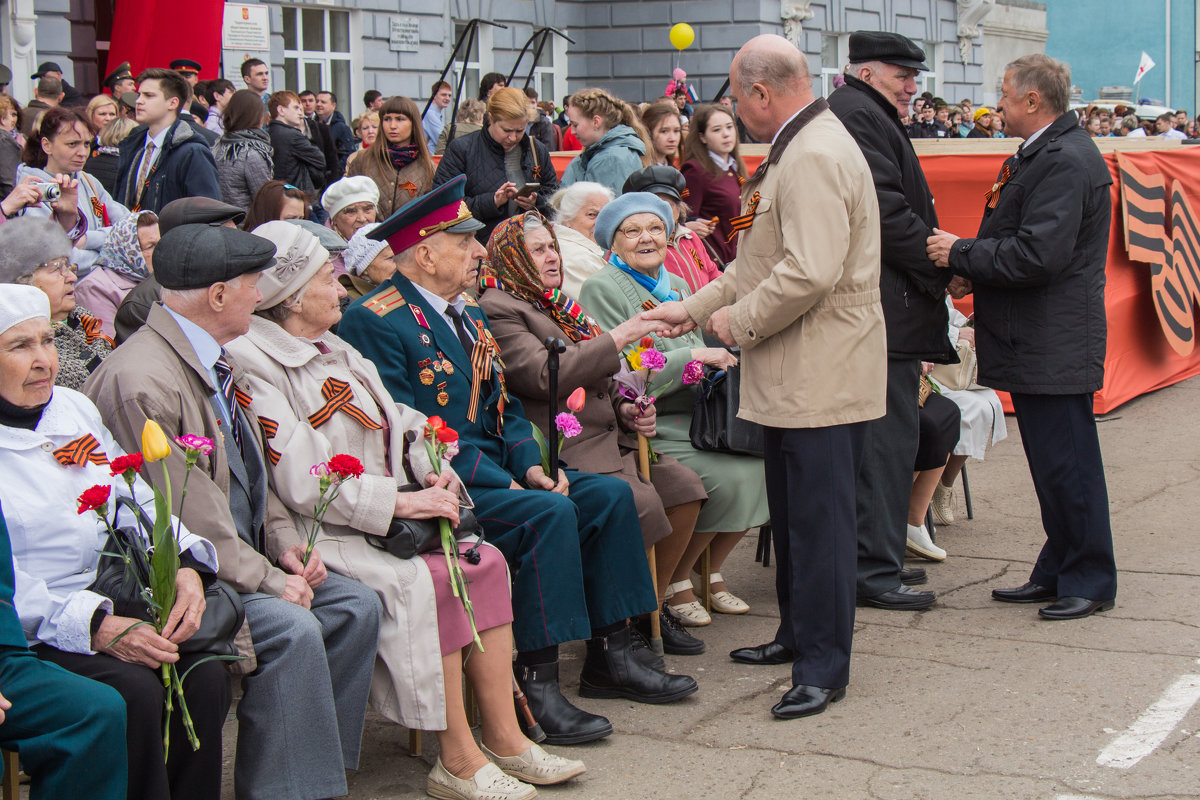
(307, 377, 384, 431)
(985, 157, 1016, 210)
(465, 318, 507, 425)
(53, 433, 109, 468)
(726, 191, 761, 243)
(256, 416, 283, 465)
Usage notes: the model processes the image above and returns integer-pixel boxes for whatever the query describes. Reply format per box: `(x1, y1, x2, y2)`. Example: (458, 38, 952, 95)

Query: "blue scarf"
(607, 253, 680, 302)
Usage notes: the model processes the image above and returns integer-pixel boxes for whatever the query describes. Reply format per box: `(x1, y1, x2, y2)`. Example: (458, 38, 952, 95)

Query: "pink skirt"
(420, 542, 513, 656)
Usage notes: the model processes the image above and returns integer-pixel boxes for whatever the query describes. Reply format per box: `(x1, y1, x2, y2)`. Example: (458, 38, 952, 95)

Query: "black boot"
(634, 607, 705, 656)
(578, 624, 699, 703)
(515, 661, 613, 745)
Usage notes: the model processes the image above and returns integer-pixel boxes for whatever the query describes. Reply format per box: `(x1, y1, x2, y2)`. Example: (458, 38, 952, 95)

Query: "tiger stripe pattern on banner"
(1118, 154, 1200, 356)
(52, 434, 109, 468)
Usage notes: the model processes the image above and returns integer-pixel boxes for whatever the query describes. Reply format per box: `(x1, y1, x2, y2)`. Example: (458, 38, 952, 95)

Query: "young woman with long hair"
(345, 95, 434, 218)
(678, 103, 748, 265)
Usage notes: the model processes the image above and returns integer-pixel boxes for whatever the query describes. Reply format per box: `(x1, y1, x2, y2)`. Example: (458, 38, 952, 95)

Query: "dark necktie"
(214, 353, 241, 451)
(445, 306, 476, 357)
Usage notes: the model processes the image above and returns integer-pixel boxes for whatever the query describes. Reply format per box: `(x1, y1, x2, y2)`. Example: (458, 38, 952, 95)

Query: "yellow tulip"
(141, 420, 172, 462)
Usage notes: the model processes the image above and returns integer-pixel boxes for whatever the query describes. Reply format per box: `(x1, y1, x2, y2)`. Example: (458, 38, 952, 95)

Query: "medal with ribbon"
(985, 155, 1018, 210)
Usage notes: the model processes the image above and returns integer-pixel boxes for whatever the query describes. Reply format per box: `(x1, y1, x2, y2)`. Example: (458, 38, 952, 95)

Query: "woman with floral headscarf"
(73, 211, 159, 338)
(479, 211, 713, 658)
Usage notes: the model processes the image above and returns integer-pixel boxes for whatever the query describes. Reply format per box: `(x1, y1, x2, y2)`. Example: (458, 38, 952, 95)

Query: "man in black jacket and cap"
(829, 31, 955, 611)
(927, 54, 1117, 621)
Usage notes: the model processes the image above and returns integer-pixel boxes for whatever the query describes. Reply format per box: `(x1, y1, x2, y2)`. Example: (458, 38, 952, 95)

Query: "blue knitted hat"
(592, 192, 675, 250)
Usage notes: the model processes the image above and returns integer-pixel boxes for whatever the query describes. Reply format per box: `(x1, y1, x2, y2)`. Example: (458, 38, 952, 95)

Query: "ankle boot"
(515, 661, 613, 745)
(629, 618, 666, 671)
(578, 625, 698, 704)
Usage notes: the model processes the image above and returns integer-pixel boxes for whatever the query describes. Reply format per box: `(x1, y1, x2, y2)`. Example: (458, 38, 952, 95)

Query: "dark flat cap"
(158, 197, 246, 234)
(104, 61, 132, 89)
(118, 92, 138, 112)
(170, 59, 202, 73)
(848, 31, 928, 72)
(622, 164, 687, 201)
(30, 61, 62, 80)
(0, 65, 10, 86)
(155, 225, 275, 290)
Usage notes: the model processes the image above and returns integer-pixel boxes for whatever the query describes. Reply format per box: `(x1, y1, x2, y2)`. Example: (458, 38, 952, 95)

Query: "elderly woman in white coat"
(227, 222, 584, 800)
(549, 181, 613, 298)
(0, 283, 228, 800)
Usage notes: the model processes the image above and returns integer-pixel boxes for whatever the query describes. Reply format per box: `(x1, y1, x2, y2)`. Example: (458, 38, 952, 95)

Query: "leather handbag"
(365, 484, 480, 560)
(688, 365, 765, 458)
(930, 338, 978, 392)
(91, 496, 245, 658)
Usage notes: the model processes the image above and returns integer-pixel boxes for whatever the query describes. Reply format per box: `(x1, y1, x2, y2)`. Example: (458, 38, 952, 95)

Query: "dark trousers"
(1010, 392, 1118, 600)
(856, 358, 921, 597)
(764, 422, 866, 689)
(0, 646, 127, 799)
(35, 645, 231, 800)
(472, 469, 658, 652)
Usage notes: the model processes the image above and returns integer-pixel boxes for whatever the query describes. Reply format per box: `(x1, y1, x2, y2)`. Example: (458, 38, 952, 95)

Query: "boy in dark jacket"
(115, 68, 221, 213)
(267, 90, 326, 194)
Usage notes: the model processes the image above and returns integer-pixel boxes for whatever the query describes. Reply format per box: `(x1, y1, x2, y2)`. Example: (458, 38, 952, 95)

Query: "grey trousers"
(235, 572, 382, 800)
(855, 357, 921, 597)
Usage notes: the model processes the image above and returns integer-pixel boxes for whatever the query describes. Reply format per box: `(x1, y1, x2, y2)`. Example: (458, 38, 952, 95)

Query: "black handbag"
(365, 484, 481, 560)
(688, 365, 765, 457)
(91, 496, 245, 658)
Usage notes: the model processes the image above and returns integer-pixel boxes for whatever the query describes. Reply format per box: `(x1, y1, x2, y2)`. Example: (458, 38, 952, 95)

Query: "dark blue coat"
(115, 119, 222, 213)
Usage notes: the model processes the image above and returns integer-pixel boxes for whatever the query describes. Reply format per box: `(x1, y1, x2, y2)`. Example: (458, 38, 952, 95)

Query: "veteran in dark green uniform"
(339, 175, 698, 746)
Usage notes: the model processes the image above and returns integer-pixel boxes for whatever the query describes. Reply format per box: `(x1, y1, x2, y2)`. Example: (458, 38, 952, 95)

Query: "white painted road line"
(1096, 672, 1200, 769)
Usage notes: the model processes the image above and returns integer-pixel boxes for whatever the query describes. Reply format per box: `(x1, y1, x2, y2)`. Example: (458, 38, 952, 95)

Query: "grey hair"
(522, 212, 545, 232)
(1004, 54, 1071, 116)
(161, 275, 246, 310)
(734, 41, 810, 96)
(255, 282, 307, 323)
(549, 182, 613, 225)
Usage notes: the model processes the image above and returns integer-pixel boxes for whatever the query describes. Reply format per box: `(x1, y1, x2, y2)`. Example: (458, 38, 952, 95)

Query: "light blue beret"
(592, 192, 675, 250)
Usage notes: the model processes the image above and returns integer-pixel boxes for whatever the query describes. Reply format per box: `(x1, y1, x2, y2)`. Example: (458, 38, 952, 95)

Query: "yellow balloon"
(669, 23, 695, 51)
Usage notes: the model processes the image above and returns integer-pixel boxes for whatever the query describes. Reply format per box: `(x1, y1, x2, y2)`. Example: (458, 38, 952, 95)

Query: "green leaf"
(105, 619, 153, 648)
(529, 423, 551, 474)
(148, 486, 179, 631)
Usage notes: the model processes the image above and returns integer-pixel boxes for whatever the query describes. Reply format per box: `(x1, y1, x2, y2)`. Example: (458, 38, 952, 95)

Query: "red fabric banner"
(107, 0, 225, 81)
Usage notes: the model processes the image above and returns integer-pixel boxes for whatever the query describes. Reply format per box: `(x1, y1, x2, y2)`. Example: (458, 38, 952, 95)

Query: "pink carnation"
(682, 360, 704, 385)
(555, 412, 583, 438)
(310, 462, 330, 478)
(640, 348, 666, 372)
(175, 434, 215, 455)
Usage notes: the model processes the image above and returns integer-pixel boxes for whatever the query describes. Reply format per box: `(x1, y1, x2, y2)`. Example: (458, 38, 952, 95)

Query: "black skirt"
(915, 391, 961, 471)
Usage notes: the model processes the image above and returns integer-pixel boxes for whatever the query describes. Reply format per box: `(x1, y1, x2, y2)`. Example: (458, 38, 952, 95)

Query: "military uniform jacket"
(337, 274, 543, 489)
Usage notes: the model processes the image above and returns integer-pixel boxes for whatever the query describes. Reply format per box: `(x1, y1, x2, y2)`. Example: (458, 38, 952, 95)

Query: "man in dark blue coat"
(338, 175, 698, 745)
(115, 68, 221, 213)
(927, 54, 1117, 620)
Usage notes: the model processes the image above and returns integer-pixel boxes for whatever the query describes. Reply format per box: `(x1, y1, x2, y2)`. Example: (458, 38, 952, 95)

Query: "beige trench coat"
(226, 315, 486, 731)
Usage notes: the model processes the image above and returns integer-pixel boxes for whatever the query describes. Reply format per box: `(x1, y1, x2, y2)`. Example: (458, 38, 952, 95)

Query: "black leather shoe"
(629, 619, 666, 671)
(1038, 596, 1115, 620)
(991, 582, 1057, 604)
(579, 625, 699, 704)
(771, 684, 846, 719)
(857, 585, 935, 610)
(656, 605, 705, 655)
(900, 567, 927, 586)
(729, 641, 794, 665)
(516, 661, 613, 745)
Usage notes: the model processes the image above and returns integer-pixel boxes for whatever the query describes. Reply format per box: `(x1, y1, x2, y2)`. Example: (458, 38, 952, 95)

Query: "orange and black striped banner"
(256, 416, 282, 466)
(53, 434, 109, 468)
(307, 378, 383, 431)
(726, 191, 760, 243)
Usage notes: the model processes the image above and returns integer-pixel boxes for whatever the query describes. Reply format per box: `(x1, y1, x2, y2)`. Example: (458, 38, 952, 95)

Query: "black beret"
(154, 225, 275, 290)
(848, 31, 929, 72)
(622, 164, 687, 201)
(158, 197, 246, 234)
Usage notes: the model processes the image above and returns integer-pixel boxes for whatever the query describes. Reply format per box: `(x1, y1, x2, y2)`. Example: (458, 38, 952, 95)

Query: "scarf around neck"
(386, 143, 419, 170)
(0, 391, 48, 430)
(98, 213, 151, 282)
(607, 252, 680, 303)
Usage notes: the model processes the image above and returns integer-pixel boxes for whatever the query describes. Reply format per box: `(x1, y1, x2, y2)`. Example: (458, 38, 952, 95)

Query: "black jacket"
(322, 110, 355, 176)
(268, 120, 326, 193)
(304, 116, 340, 189)
(115, 119, 222, 213)
(433, 126, 560, 243)
(829, 75, 954, 362)
(950, 112, 1111, 394)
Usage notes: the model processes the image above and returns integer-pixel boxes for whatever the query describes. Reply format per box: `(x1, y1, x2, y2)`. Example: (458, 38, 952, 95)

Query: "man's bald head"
(732, 34, 810, 97)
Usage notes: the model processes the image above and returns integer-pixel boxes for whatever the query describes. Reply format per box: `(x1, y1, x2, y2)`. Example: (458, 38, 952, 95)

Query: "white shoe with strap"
(664, 579, 711, 626)
(708, 572, 749, 614)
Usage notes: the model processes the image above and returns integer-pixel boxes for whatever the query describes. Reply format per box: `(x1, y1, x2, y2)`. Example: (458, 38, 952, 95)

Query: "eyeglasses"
(618, 224, 667, 240)
(37, 257, 77, 277)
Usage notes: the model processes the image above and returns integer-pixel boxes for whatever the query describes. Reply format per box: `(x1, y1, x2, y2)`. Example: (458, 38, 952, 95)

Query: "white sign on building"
(222, 3, 272, 83)
(389, 17, 421, 52)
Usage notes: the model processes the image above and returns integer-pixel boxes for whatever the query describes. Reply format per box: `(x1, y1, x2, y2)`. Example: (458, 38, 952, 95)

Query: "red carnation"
(76, 484, 112, 515)
(435, 426, 459, 444)
(426, 416, 445, 431)
(109, 453, 144, 477)
(327, 454, 364, 480)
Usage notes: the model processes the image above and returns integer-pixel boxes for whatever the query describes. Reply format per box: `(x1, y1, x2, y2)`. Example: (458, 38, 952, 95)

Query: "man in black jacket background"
(829, 31, 955, 611)
(927, 54, 1117, 620)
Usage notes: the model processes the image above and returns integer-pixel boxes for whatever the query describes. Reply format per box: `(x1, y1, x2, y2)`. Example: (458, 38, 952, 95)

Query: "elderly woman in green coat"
(580, 192, 768, 627)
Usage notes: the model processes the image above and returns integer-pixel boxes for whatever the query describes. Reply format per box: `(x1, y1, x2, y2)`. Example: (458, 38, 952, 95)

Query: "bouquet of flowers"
(614, 338, 704, 461)
(421, 416, 483, 650)
(530, 386, 585, 474)
(301, 454, 365, 564)
(77, 422, 241, 760)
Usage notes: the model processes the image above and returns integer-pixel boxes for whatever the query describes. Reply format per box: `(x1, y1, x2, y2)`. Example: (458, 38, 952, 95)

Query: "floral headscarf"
(482, 212, 601, 343)
(98, 212, 154, 282)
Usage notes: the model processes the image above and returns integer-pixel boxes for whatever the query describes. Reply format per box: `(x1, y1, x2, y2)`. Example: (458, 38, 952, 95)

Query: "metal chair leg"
(961, 465, 974, 520)
(698, 546, 712, 611)
(756, 524, 771, 567)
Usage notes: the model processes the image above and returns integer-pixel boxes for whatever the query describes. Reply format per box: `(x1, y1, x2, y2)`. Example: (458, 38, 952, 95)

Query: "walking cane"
(513, 678, 546, 743)
(543, 337, 566, 483)
(638, 434, 664, 656)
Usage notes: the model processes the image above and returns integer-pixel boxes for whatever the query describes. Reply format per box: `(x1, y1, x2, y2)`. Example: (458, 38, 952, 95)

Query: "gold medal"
(432, 361, 442, 372)
(437, 391, 450, 406)
(419, 368, 435, 385)
(442, 360, 454, 375)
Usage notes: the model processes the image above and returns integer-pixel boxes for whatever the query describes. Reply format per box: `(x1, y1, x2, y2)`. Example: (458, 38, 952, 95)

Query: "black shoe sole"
(730, 654, 792, 665)
(992, 592, 1057, 604)
(1037, 599, 1114, 620)
(663, 640, 706, 656)
(856, 596, 935, 610)
(900, 572, 928, 586)
(578, 679, 699, 704)
(771, 687, 846, 719)
(537, 722, 614, 746)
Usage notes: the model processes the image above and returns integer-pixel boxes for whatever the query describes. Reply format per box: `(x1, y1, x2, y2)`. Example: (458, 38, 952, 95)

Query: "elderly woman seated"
(73, 210, 160, 338)
(226, 223, 584, 800)
(549, 181, 613, 298)
(0, 216, 111, 389)
(320, 175, 379, 276)
(580, 193, 770, 626)
(0, 283, 230, 800)
(480, 212, 712, 656)
(338, 222, 396, 301)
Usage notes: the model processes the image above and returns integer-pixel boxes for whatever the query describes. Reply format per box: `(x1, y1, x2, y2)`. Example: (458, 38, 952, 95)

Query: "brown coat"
(683, 105, 887, 428)
(344, 153, 432, 219)
(479, 288, 706, 545)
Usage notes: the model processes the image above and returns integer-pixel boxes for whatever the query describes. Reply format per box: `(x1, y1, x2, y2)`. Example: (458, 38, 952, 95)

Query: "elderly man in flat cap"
(827, 31, 957, 612)
(85, 224, 382, 800)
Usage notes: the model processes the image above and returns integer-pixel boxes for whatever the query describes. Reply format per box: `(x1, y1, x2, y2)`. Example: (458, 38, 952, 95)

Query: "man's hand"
(956, 325, 975, 346)
(704, 307, 735, 346)
(279, 544, 326, 591)
(947, 275, 973, 299)
(926, 228, 959, 268)
(691, 347, 739, 370)
(280, 574, 314, 609)
(94, 614, 180, 668)
(640, 301, 697, 338)
(524, 465, 569, 495)
(618, 400, 656, 436)
(160, 568, 206, 644)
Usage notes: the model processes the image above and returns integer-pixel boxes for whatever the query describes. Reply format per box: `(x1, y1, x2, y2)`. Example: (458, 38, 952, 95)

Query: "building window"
(451, 21, 494, 103)
(918, 42, 940, 97)
(818, 33, 848, 98)
(282, 6, 352, 110)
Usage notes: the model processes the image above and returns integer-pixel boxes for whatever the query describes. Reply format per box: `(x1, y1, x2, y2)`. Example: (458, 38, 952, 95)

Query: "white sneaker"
(906, 524, 947, 562)
(481, 742, 586, 785)
(931, 482, 956, 526)
(427, 759, 537, 800)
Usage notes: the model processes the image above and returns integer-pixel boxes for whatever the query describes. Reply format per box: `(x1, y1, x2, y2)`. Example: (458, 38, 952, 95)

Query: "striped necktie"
(214, 353, 241, 451)
(134, 141, 156, 208)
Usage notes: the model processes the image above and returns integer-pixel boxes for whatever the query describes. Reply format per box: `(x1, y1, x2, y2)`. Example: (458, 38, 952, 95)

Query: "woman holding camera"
(433, 87, 559, 244)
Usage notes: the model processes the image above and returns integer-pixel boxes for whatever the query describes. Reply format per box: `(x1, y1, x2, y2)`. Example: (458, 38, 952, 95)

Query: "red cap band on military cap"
(385, 200, 472, 254)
